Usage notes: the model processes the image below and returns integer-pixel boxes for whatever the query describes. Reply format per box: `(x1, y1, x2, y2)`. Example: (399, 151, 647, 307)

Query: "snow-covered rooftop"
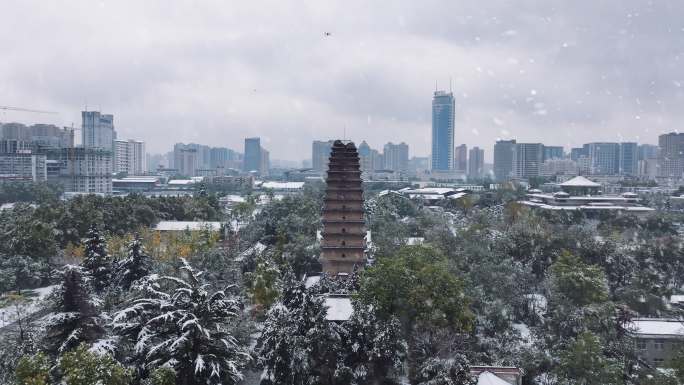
(670, 295, 684, 304)
(629, 318, 684, 338)
(404, 187, 455, 195)
(154, 221, 222, 231)
(236, 241, 267, 261)
(324, 296, 353, 321)
(112, 177, 159, 183)
(477, 371, 512, 385)
(521, 200, 655, 212)
(259, 181, 305, 190)
(168, 179, 196, 185)
(408, 193, 445, 200)
(220, 195, 246, 203)
(559, 175, 601, 187)
(447, 192, 468, 200)
(0, 202, 38, 210)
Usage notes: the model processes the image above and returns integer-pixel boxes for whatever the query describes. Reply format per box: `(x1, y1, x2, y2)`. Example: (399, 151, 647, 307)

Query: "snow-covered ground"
(0, 285, 57, 328)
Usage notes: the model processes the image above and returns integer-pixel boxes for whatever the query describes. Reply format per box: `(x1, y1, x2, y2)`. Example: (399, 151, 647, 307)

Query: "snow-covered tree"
(117, 235, 151, 291)
(335, 303, 406, 384)
(43, 265, 104, 354)
(257, 275, 342, 385)
(0, 255, 43, 294)
(113, 258, 248, 385)
(82, 225, 113, 293)
(415, 356, 475, 385)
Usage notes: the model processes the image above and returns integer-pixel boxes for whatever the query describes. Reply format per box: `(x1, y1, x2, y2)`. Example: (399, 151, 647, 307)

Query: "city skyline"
(2, 1, 681, 162)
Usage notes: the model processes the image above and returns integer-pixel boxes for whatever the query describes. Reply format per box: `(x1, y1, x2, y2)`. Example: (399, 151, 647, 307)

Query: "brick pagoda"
(320, 140, 366, 276)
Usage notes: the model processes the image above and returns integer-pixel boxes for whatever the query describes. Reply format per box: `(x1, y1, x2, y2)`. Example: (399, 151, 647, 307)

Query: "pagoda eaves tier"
(320, 140, 366, 276)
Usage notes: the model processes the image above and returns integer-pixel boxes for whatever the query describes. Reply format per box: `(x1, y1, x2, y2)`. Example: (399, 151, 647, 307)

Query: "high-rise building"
(454, 144, 468, 172)
(358, 141, 372, 172)
(173, 144, 199, 177)
(658, 133, 684, 178)
(577, 156, 592, 175)
(619, 142, 638, 176)
(0, 153, 47, 182)
(383, 142, 409, 172)
(114, 139, 146, 175)
(570, 147, 587, 161)
(260, 147, 270, 177)
(82, 111, 116, 150)
(48, 147, 113, 194)
(243, 137, 262, 173)
(28, 124, 74, 149)
(320, 140, 365, 276)
(540, 159, 579, 177)
(493, 139, 516, 181)
(0, 139, 31, 154)
(0, 123, 30, 141)
(513, 143, 543, 179)
(584, 142, 620, 175)
(0, 123, 74, 151)
(371, 149, 384, 171)
(543, 146, 564, 161)
(431, 91, 455, 170)
(468, 147, 484, 179)
(186, 143, 211, 170)
(638, 159, 658, 179)
(312, 140, 334, 173)
(209, 147, 234, 169)
(638, 144, 659, 161)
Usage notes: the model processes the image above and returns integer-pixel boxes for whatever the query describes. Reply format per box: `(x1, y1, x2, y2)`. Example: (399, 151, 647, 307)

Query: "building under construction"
(320, 140, 366, 276)
(46, 147, 113, 194)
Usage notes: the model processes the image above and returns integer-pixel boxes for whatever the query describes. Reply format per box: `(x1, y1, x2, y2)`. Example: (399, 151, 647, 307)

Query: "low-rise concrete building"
(112, 176, 159, 192)
(629, 318, 684, 367)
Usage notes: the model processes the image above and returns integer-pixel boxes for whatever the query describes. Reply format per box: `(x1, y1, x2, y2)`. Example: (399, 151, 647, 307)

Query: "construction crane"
(0, 105, 58, 114)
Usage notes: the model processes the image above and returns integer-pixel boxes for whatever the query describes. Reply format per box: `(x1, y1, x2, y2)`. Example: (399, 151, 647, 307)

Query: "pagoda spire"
(320, 140, 366, 276)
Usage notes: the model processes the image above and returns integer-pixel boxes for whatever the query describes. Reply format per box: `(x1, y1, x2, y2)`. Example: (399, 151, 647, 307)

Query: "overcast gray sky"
(1, 1, 683, 161)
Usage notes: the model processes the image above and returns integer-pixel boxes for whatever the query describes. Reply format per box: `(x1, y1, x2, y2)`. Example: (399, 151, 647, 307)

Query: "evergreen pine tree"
(117, 235, 151, 291)
(43, 265, 104, 354)
(113, 258, 248, 385)
(257, 274, 342, 385)
(81, 225, 112, 293)
(336, 303, 406, 384)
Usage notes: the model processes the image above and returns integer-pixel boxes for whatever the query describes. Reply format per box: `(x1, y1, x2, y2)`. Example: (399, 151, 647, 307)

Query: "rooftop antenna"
(449, 77, 453, 93)
(435, 80, 438, 92)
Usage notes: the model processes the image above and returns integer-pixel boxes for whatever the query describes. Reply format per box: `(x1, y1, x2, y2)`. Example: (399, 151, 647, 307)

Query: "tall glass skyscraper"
(619, 142, 638, 175)
(82, 111, 116, 151)
(243, 137, 262, 173)
(431, 91, 454, 171)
